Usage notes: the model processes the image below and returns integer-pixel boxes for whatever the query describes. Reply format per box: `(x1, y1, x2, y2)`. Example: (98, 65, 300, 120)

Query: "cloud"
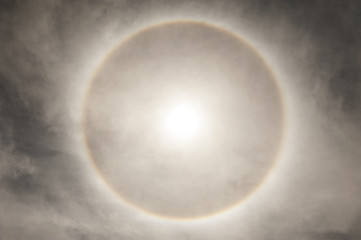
(0, 0, 361, 240)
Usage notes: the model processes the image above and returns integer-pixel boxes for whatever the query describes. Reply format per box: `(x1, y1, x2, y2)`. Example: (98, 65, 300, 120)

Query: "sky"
(0, 1, 361, 239)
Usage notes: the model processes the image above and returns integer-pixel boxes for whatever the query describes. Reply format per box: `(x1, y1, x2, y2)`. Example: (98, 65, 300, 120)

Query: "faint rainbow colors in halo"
(81, 20, 287, 221)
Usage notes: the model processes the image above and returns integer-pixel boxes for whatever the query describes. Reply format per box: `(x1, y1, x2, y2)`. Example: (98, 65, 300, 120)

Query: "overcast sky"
(1, 1, 361, 240)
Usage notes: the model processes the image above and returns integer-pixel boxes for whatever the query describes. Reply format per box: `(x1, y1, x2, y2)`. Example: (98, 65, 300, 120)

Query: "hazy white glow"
(162, 103, 203, 142)
(84, 22, 284, 219)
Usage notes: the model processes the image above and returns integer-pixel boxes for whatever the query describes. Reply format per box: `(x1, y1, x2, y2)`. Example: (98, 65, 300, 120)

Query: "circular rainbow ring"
(81, 20, 287, 222)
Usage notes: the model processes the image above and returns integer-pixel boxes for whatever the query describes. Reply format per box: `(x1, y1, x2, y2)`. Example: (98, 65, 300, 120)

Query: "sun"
(162, 102, 203, 142)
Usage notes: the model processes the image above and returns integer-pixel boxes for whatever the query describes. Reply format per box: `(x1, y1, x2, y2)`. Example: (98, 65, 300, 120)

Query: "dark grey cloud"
(257, 0, 361, 118)
(0, 0, 361, 239)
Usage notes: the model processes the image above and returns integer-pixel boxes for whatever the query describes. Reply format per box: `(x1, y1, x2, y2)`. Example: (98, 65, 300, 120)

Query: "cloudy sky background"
(1, 0, 361, 239)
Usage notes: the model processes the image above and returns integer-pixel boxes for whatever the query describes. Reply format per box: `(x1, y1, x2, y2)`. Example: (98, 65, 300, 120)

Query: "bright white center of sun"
(162, 103, 203, 142)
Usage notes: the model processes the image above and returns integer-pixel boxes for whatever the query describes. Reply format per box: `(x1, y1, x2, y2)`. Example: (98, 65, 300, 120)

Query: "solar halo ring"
(81, 20, 287, 221)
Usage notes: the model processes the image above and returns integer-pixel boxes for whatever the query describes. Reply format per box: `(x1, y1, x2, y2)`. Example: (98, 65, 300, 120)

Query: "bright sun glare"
(162, 103, 203, 142)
